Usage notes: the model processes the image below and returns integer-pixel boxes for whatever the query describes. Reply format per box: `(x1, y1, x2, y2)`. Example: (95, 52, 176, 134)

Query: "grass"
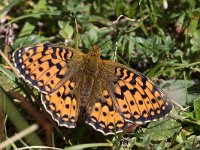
(0, 0, 200, 149)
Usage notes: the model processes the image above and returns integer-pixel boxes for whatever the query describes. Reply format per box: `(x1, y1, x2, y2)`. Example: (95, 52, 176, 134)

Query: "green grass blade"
(2, 11, 61, 28)
(0, 86, 44, 146)
(0, 0, 20, 17)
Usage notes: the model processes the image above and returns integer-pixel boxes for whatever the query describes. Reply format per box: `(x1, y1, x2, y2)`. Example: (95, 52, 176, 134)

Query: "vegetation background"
(0, 0, 200, 149)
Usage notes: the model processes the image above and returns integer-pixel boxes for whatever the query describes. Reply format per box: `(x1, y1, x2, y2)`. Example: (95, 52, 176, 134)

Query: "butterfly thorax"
(82, 45, 100, 75)
(85, 56, 99, 74)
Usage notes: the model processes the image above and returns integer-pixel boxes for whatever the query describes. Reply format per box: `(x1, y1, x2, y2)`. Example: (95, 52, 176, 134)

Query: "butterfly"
(13, 43, 173, 135)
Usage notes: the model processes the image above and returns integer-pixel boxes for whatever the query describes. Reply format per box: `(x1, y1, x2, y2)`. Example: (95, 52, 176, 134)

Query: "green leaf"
(151, 55, 158, 63)
(58, 21, 74, 39)
(18, 0, 51, 38)
(190, 30, 200, 53)
(160, 80, 200, 106)
(188, 8, 200, 35)
(127, 137, 144, 149)
(18, 21, 36, 38)
(185, 135, 197, 150)
(194, 99, 200, 121)
(0, 65, 17, 92)
(82, 29, 98, 48)
(58, 20, 65, 28)
(174, 49, 184, 56)
(33, 0, 47, 11)
(0, 65, 16, 81)
(142, 134, 152, 146)
(12, 34, 48, 49)
(153, 141, 170, 150)
(141, 119, 181, 141)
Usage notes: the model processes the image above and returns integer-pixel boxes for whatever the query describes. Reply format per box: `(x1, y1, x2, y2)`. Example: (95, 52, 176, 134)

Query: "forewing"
(41, 79, 78, 128)
(13, 43, 83, 94)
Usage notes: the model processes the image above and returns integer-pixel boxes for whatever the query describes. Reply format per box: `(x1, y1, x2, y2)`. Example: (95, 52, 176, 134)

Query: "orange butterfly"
(13, 43, 173, 135)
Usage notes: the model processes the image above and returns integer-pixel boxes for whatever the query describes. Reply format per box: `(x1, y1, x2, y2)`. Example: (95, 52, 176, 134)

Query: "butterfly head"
(88, 45, 100, 57)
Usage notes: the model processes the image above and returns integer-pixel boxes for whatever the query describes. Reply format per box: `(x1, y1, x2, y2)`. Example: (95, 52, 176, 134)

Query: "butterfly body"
(13, 43, 173, 135)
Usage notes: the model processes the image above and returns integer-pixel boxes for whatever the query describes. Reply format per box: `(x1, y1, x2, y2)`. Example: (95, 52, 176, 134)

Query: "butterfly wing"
(13, 43, 84, 94)
(86, 89, 132, 135)
(41, 79, 79, 128)
(86, 60, 172, 135)
(100, 61, 173, 125)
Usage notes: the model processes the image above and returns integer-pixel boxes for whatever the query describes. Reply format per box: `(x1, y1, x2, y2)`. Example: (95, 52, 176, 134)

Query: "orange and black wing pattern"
(109, 65, 173, 124)
(41, 79, 78, 128)
(13, 43, 83, 94)
(86, 89, 131, 135)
